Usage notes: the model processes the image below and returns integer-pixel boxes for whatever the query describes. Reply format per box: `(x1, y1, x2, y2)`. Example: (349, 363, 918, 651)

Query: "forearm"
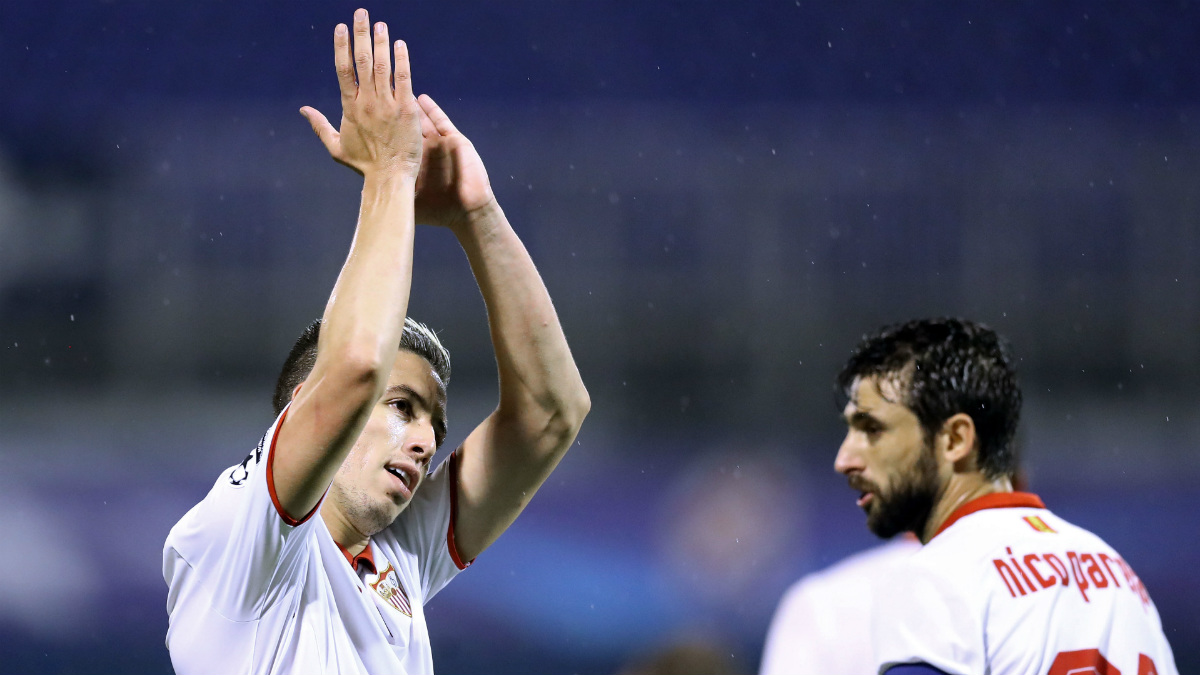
(448, 201, 588, 559)
(455, 201, 590, 449)
(318, 173, 418, 385)
(274, 174, 416, 512)
(272, 11, 425, 520)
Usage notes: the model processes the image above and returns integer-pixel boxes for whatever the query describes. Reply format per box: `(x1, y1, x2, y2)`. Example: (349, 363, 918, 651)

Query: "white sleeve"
(387, 449, 471, 602)
(760, 581, 832, 675)
(871, 559, 984, 675)
(164, 406, 320, 621)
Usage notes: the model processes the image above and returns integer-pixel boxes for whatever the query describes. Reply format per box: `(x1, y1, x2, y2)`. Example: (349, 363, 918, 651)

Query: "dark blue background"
(1, 2, 1197, 674)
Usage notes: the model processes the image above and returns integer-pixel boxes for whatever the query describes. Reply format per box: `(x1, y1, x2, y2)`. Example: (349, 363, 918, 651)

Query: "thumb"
(299, 106, 340, 155)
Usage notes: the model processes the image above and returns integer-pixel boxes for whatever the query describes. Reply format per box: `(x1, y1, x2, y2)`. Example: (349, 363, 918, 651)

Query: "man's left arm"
(413, 95, 590, 562)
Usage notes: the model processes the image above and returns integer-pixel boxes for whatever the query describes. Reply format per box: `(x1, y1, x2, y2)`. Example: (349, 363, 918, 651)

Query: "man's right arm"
(271, 9, 424, 522)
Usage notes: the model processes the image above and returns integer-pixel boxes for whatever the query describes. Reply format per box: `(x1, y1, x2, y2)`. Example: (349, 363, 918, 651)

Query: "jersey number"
(1047, 649, 1158, 675)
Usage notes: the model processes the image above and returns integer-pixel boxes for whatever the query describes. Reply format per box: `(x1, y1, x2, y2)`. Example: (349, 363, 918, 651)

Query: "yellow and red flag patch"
(1023, 515, 1056, 533)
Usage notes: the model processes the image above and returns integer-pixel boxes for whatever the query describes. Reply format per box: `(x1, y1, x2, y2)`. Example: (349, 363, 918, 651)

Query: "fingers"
(299, 107, 341, 155)
(418, 103, 437, 138)
(393, 39, 414, 101)
(418, 95, 459, 136)
(333, 23, 356, 106)
(352, 9, 374, 97)
(341, 11, 407, 103)
(372, 21, 392, 99)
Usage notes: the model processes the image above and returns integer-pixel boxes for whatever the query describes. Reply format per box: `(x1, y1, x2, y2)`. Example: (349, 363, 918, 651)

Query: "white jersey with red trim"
(162, 408, 469, 675)
(871, 492, 1177, 675)
(760, 536, 920, 675)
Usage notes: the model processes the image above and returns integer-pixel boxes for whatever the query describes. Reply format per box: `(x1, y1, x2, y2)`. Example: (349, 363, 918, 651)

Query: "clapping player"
(834, 318, 1175, 674)
(163, 10, 589, 674)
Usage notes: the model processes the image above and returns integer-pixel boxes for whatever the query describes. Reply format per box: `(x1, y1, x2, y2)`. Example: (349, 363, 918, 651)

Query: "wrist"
(452, 197, 504, 238)
(362, 170, 418, 194)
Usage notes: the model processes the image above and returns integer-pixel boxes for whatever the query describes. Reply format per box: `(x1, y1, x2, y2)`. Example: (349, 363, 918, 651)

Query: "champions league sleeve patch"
(228, 433, 268, 487)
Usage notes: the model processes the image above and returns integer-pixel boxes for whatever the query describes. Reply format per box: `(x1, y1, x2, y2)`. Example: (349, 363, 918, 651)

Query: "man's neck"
(320, 504, 370, 557)
(920, 474, 1014, 544)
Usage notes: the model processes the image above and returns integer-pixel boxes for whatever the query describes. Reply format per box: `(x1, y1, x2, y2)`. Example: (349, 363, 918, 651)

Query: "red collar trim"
(931, 491, 1045, 540)
(336, 540, 376, 575)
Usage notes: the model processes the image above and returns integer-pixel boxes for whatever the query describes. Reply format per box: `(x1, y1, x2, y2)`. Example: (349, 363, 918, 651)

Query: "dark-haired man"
(834, 318, 1176, 675)
(162, 10, 588, 674)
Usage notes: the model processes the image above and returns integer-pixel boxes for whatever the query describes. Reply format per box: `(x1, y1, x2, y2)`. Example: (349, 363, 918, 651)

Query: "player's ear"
(939, 413, 977, 466)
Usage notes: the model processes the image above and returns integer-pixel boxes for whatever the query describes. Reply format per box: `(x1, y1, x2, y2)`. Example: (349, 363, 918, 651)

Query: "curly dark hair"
(836, 317, 1022, 480)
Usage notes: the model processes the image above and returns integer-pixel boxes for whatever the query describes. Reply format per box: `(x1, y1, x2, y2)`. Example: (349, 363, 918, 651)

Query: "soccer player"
(833, 318, 1176, 675)
(760, 471, 1027, 675)
(162, 10, 589, 674)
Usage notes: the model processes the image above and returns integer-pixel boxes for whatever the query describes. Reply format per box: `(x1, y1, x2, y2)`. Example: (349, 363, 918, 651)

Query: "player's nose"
(404, 416, 436, 460)
(833, 432, 862, 476)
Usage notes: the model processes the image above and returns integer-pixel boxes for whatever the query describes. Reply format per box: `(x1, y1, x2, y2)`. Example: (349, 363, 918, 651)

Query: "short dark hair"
(836, 318, 1022, 480)
(272, 318, 452, 442)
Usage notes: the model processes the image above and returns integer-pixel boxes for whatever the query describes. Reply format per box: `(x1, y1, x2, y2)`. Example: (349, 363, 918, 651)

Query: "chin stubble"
(867, 448, 939, 539)
(331, 481, 395, 537)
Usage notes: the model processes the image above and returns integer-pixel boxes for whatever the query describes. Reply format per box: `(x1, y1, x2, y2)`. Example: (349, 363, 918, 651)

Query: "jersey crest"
(369, 563, 412, 617)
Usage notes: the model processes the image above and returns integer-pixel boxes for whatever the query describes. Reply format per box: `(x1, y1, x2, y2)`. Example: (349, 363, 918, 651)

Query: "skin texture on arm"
(413, 96, 591, 560)
(271, 10, 424, 522)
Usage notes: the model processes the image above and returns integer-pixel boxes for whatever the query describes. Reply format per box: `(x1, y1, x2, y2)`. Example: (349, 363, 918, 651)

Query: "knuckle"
(355, 53, 372, 69)
(374, 61, 389, 76)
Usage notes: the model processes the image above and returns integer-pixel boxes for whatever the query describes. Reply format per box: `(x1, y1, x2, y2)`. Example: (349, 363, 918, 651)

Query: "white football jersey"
(872, 492, 1177, 675)
(760, 536, 920, 675)
(163, 407, 469, 675)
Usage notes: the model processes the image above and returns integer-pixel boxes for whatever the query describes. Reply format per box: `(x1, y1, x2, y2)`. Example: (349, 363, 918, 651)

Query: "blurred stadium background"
(2, 1, 1198, 673)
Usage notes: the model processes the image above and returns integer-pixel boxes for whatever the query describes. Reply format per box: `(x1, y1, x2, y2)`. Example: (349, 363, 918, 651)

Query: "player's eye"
(390, 399, 412, 416)
(854, 419, 884, 437)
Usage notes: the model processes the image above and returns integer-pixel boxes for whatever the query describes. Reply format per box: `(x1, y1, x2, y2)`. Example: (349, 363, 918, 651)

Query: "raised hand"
(413, 95, 497, 229)
(300, 9, 423, 179)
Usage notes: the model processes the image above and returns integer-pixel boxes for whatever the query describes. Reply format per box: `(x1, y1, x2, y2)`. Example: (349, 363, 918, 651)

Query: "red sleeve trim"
(265, 406, 323, 527)
(445, 450, 473, 570)
(931, 491, 1045, 540)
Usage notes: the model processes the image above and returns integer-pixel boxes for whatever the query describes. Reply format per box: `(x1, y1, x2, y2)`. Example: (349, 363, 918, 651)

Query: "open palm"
(300, 13, 423, 180)
(414, 95, 496, 229)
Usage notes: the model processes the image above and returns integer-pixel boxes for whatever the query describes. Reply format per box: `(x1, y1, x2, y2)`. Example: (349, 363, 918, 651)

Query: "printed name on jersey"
(368, 563, 412, 617)
(228, 433, 268, 486)
(992, 545, 1151, 607)
(1049, 648, 1161, 675)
